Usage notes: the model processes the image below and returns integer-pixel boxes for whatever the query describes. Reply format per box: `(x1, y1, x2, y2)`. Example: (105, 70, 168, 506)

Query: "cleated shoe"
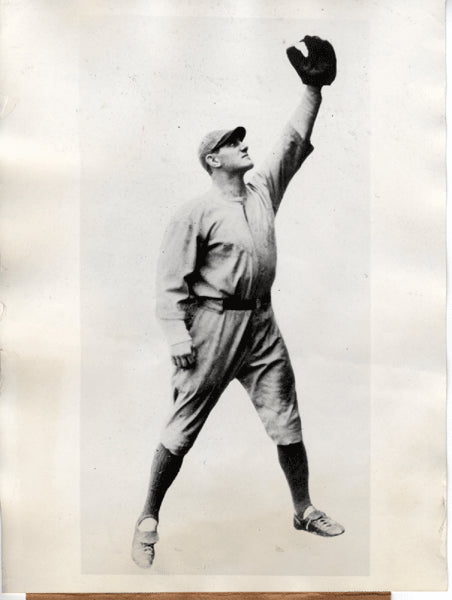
(294, 508, 345, 537)
(131, 519, 159, 568)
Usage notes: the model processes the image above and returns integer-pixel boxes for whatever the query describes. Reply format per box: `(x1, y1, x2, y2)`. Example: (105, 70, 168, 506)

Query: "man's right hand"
(171, 340, 197, 369)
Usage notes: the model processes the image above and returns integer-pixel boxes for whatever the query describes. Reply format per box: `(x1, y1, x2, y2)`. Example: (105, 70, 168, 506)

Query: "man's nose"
(240, 142, 248, 152)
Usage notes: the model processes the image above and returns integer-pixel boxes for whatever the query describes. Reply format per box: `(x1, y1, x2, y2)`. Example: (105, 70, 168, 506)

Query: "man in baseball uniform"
(132, 36, 344, 569)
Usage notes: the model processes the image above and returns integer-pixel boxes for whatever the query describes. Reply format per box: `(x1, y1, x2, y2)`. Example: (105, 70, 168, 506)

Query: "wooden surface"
(29, 593, 391, 600)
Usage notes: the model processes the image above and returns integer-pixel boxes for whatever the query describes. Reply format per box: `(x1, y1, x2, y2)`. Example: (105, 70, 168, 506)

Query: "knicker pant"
(160, 303, 303, 456)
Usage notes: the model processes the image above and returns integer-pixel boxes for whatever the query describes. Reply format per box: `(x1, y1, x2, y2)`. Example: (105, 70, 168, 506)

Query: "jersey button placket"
(241, 199, 260, 300)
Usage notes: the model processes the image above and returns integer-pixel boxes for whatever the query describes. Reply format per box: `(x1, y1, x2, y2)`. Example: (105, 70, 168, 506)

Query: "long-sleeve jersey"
(156, 123, 314, 326)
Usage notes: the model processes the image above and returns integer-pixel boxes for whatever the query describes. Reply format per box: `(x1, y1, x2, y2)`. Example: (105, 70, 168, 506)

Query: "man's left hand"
(286, 35, 337, 88)
(171, 340, 197, 369)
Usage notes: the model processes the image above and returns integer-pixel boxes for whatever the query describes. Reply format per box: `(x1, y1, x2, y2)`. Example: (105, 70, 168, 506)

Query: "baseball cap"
(198, 126, 246, 172)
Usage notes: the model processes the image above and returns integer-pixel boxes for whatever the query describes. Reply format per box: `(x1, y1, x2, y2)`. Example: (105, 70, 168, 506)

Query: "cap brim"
(212, 126, 246, 151)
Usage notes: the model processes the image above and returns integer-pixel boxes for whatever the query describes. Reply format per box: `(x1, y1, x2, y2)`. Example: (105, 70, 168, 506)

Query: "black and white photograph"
(80, 15, 368, 576)
(0, 0, 446, 592)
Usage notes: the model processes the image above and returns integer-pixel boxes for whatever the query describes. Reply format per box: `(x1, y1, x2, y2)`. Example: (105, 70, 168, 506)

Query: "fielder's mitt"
(286, 35, 336, 87)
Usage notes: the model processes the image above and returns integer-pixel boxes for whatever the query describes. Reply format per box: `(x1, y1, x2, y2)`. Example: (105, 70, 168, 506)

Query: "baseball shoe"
(293, 506, 345, 537)
(131, 516, 159, 568)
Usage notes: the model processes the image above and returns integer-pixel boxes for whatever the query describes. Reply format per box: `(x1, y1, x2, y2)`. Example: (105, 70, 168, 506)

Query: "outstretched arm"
(249, 36, 336, 213)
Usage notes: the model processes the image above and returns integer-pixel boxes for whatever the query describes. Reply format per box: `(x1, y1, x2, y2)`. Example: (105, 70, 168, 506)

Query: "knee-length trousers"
(160, 301, 303, 456)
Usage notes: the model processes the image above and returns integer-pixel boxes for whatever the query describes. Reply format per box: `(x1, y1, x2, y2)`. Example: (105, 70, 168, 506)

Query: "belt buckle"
(255, 298, 262, 310)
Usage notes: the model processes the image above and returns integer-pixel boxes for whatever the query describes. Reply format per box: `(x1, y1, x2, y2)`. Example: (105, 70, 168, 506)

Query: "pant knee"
(160, 433, 194, 457)
(268, 427, 303, 446)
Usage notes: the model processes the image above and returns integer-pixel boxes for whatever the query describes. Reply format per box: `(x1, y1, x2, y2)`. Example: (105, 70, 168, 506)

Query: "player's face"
(216, 138, 254, 173)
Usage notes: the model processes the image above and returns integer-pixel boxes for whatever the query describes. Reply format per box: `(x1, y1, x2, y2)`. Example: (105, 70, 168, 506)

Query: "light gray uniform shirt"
(156, 123, 314, 329)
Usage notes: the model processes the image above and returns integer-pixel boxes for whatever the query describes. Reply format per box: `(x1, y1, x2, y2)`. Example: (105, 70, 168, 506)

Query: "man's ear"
(205, 152, 221, 170)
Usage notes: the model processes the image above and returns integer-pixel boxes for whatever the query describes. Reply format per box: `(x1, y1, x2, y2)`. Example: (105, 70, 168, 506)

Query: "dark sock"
(277, 441, 311, 517)
(141, 443, 184, 522)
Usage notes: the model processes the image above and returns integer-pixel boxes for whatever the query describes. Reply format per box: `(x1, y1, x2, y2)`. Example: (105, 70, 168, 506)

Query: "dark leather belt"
(197, 295, 271, 310)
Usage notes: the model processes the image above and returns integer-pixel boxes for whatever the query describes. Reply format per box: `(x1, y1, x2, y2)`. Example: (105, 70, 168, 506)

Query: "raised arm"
(250, 35, 336, 214)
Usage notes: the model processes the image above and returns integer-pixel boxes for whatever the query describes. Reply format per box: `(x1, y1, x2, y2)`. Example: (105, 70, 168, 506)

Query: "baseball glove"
(286, 35, 336, 87)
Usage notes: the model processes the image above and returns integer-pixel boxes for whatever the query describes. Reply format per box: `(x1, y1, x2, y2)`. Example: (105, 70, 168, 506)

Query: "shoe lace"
(141, 542, 154, 555)
(317, 516, 336, 529)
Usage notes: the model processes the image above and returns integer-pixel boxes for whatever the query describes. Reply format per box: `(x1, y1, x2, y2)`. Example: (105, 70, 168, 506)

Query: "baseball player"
(132, 36, 344, 569)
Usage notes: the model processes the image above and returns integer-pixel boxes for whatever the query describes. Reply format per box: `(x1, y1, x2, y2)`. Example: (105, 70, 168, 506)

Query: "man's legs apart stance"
(131, 308, 343, 568)
(139, 442, 312, 531)
(141, 442, 313, 529)
(132, 437, 343, 569)
(132, 434, 343, 568)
